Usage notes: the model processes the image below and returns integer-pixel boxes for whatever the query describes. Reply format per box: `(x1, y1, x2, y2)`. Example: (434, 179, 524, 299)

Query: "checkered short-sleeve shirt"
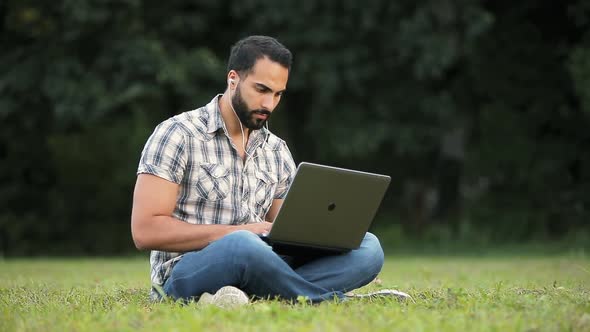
(137, 95, 297, 287)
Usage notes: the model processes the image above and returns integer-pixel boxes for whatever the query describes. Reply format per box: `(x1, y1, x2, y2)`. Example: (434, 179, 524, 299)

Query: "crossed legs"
(163, 230, 384, 303)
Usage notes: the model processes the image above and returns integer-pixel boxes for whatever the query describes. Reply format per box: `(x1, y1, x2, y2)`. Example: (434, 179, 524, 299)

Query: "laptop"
(261, 162, 391, 256)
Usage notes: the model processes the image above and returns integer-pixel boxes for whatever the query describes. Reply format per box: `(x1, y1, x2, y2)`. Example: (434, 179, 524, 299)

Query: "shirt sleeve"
(274, 141, 297, 199)
(137, 120, 187, 184)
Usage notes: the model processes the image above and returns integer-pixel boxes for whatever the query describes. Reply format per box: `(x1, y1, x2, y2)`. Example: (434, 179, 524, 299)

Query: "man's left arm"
(265, 199, 284, 222)
(265, 140, 296, 222)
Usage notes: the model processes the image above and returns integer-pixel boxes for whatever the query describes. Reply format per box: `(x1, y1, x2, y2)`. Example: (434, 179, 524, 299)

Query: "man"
(131, 35, 407, 305)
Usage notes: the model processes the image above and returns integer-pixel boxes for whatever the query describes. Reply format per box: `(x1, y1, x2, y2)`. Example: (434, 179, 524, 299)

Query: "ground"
(1, 254, 589, 331)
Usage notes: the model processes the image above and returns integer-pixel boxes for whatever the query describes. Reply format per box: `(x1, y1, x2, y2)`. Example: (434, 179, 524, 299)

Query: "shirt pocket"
(195, 163, 230, 201)
(254, 168, 278, 209)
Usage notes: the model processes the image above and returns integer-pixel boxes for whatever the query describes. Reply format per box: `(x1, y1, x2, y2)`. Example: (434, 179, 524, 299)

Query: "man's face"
(230, 57, 289, 130)
(231, 84, 270, 130)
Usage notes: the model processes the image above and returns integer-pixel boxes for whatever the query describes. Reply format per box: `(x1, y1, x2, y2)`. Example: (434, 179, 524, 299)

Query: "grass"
(1, 253, 589, 331)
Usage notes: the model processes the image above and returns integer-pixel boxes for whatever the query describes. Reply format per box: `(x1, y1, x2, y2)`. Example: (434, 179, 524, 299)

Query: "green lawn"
(1, 254, 589, 331)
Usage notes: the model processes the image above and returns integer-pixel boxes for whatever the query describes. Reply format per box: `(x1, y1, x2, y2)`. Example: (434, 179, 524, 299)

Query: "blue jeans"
(163, 230, 385, 303)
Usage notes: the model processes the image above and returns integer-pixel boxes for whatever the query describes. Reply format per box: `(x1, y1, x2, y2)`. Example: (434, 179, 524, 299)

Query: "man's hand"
(242, 221, 273, 236)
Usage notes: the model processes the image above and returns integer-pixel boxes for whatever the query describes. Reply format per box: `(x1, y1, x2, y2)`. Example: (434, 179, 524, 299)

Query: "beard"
(231, 86, 271, 130)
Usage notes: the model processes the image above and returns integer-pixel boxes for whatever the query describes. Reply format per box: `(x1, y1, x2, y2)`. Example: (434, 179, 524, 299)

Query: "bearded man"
(131, 35, 407, 306)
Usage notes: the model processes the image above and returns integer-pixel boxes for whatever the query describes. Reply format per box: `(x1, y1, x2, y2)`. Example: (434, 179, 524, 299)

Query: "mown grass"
(1, 253, 589, 331)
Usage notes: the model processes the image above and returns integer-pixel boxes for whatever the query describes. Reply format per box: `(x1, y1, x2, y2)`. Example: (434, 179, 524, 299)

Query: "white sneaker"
(345, 289, 414, 302)
(198, 286, 250, 309)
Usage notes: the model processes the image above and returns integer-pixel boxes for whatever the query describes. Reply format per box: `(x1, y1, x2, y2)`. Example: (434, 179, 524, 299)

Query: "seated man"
(131, 35, 407, 305)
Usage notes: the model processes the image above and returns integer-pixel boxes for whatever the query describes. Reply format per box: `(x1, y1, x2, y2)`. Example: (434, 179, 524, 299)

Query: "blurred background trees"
(1, 0, 589, 255)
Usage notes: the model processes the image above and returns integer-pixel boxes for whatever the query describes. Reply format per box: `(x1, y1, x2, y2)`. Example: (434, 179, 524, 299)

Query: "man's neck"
(219, 92, 251, 138)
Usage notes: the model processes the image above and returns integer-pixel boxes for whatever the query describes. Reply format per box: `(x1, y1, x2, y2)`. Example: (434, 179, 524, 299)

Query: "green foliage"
(0, 0, 589, 254)
(570, 46, 590, 116)
(268, 0, 494, 159)
(1, 256, 588, 331)
(461, 6, 590, 234)
(0, 0, 225, 254)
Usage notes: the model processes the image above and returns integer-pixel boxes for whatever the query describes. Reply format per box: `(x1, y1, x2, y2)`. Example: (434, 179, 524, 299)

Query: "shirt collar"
(205, 94, 225, 134)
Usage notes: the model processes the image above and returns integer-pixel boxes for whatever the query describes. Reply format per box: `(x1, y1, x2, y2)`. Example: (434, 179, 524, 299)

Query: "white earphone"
(226, 75, 266, 223)
(227, 76, 249, 156)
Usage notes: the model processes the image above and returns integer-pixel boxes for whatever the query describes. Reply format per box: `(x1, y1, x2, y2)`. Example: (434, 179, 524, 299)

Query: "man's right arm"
(131, 174, 272, 252)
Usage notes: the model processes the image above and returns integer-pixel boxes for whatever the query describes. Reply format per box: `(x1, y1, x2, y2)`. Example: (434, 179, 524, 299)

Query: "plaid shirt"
(137, 95, 296, 288)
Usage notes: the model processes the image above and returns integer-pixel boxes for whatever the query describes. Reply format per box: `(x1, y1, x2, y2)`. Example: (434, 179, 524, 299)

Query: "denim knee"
(220, 230, 272, 262)
(360, 232, 385, 274)
(222, 229, 260, 241)
(222, 229, 265, 246)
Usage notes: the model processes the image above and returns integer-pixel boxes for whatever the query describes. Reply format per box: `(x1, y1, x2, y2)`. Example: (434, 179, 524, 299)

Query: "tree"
(1, 0, 588, 255)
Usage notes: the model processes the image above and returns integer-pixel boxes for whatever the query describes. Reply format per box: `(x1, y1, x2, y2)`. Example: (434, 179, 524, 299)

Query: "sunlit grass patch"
(0, 255, 588, 331)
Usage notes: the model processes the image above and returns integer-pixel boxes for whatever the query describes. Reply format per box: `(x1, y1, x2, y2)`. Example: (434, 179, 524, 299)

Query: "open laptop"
(261, 162, 391, 256)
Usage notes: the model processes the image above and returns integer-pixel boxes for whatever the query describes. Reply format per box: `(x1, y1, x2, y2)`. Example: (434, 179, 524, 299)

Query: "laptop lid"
(267, 162, 391, 254)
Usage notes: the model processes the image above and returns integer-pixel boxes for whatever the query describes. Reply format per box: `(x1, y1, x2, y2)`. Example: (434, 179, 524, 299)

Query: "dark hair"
(227, 35, 292, 75)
